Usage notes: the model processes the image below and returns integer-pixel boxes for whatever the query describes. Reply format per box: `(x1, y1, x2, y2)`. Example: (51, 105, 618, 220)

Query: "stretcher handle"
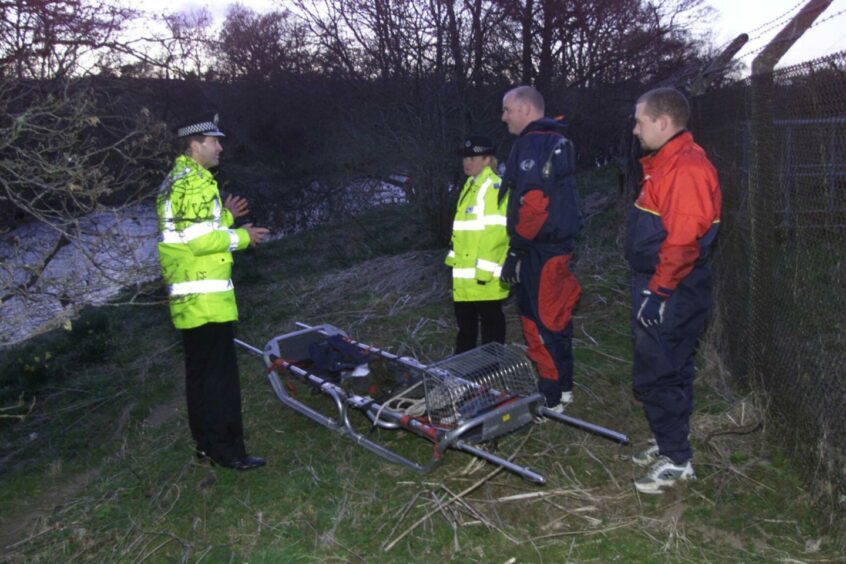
(538, 407, 630, 445)
(234, 338, 263, 356)
(454, 441, 546, 485)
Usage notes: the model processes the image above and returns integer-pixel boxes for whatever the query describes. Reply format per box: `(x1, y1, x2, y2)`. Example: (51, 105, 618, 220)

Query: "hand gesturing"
(224, 194, 250, 219)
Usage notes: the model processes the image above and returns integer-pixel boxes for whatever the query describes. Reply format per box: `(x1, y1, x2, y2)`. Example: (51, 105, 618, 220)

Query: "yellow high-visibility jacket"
(445, 166, 510, 302)
(156, 155, 250, 329)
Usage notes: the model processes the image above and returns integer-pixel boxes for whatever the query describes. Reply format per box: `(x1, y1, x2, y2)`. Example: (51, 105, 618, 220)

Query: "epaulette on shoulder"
(172, 166, 193, 182)
(157, 166, 195, 195)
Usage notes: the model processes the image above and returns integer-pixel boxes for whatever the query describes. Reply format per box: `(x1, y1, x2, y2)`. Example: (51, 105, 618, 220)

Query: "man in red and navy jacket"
(627, 87, 721, 494)
(500, 86, 582, 414)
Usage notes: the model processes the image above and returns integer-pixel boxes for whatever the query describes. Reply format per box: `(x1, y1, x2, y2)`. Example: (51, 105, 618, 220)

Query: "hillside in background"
(1, 168, 843, 560)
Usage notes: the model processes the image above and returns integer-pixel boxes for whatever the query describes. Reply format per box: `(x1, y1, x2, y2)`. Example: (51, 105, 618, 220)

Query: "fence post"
(689, 33, 749, 96)
(747, 0, 832, 386)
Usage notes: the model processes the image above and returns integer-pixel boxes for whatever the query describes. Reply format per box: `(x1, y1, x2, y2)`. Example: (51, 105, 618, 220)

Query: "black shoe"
(223, 455, 266, 471)
(195, 448, 210, 461)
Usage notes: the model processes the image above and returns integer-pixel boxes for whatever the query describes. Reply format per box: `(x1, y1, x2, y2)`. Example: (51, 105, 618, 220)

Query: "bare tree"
(292, 0, 363, 77)
(219, 5, 312, 82)
(0, 0, 136, 79)
(1, 83, 161, 224)
(292, 0, 446, 83)
(159, 8, 215, 79)
(1, 1, 172, 347)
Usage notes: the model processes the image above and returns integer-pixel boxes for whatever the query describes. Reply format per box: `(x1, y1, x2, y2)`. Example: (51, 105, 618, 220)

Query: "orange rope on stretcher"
(267, 357, 299, 398)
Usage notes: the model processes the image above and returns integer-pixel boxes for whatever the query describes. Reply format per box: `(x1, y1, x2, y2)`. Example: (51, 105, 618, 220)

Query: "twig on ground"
(458, 453, 487, 476)
(379, 491, 423, 538)
(722, 463, 776, 493)
(132, 530, 190, 564)
(382, 431, 538, 551)
(3, 523, 59, 551)
(154, 484, 181, 521)
(581, 443, 621, 490)
(439, 484, 500, 535)
(531, 518, 638, 541)
(0, 393, 37, 421)
(430, 490, 452, 523)
(580, 324, 599, 345)
(382, 439, 529, 550)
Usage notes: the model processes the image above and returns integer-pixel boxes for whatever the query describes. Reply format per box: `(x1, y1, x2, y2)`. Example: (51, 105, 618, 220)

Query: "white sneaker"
(634, 456, 695, 494)
(560, 391, 573, 406)
(632, 439, 660, 467)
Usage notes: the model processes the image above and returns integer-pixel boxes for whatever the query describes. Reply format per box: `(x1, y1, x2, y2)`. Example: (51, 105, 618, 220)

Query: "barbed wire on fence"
(713, 0, 807, 53)
(732, 6, 846, 64)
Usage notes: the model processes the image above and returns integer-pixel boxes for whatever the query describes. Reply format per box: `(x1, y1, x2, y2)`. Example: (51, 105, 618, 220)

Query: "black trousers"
(182, 322, 247, 462)
(453, 300, 506, 354)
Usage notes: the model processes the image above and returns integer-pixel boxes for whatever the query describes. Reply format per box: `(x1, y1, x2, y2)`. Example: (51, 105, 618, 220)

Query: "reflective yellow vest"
(445, 166, 509, 301)
(156, 155, 250, 329)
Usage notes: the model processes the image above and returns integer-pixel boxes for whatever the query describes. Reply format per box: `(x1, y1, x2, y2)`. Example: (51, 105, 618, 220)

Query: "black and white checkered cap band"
(176, 122, 225, 138)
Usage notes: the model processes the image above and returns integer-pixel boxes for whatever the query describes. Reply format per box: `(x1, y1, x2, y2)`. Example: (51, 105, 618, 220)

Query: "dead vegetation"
(2, 206, 844, 560)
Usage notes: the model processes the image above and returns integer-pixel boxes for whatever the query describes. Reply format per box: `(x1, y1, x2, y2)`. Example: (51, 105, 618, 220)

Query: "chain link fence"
(692, 50, 846, 502)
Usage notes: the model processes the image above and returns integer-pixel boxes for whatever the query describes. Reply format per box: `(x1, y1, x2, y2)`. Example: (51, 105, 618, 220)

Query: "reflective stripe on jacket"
(445, 166, 510, 302)
(625, 131, 721, 293)
(156, 154, 250, 329)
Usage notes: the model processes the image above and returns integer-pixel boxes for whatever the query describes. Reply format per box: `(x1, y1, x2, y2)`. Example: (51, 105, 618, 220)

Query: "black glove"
(501, 249, 523, 285)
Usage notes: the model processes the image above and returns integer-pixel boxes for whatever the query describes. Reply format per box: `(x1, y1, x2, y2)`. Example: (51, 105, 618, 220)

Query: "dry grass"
(3, 196, 845, 560)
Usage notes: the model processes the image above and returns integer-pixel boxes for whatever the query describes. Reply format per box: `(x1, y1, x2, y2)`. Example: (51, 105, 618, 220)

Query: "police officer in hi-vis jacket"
(445, 135, 510, 354)
(156, 113, 269, 470)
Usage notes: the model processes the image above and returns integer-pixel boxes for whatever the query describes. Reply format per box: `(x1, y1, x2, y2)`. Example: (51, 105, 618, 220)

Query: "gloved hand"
(501, 249, 523, 285)
(636, 288, 673, 328)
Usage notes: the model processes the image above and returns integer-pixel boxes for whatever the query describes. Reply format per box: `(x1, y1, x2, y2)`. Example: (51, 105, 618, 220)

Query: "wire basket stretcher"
(235, 322, 629, 485)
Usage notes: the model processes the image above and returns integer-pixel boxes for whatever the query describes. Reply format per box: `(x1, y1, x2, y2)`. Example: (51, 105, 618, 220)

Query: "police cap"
(458, 135, 495, 157)
(174, 112, 226, 138)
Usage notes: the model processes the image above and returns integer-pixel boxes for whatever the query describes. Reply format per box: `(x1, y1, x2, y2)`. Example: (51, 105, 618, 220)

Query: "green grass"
(1, 168, 843, 561)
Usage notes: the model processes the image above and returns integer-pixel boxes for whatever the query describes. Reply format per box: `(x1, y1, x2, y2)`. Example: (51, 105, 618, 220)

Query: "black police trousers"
(453, 299, 506, 354)
(182, 321, 247, 463)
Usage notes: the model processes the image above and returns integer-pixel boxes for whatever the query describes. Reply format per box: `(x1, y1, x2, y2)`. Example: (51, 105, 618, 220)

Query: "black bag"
(308, 335, 371, 375)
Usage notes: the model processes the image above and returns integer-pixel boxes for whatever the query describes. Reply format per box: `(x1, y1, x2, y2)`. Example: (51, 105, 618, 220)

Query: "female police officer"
(445, 135, 510, 353)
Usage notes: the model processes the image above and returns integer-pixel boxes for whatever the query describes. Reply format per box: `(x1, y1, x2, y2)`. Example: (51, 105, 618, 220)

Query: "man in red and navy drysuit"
(627, 87, 721, 494)
(500, 86, 582, 411)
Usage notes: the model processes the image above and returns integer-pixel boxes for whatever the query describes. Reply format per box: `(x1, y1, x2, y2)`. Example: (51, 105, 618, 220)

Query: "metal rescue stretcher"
(235, 322, 629, 485)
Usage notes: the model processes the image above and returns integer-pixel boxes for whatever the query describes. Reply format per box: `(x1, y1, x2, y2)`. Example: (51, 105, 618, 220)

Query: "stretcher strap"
(268, 357, 299, 398)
